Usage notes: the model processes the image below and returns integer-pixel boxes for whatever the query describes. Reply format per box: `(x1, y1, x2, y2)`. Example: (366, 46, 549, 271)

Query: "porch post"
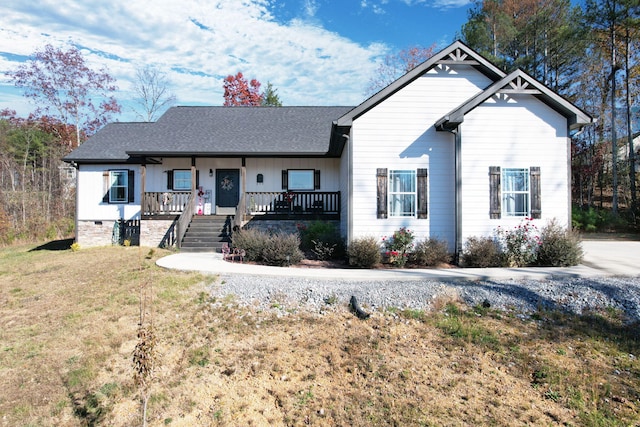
(140, 159, 146, 213)
(191, 156, 196, 191)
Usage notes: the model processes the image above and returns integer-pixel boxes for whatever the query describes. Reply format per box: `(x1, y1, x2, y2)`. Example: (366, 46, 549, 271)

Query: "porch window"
(389, 170, 416, 217)
(173, 170, 191, 191)
(167, 169, 199, 191)
(282, 169, 320, 191)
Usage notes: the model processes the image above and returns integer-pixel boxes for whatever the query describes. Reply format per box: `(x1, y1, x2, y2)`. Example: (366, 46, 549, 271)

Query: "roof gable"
(434, 68, 593, 132)
(336, 40, 506, 127)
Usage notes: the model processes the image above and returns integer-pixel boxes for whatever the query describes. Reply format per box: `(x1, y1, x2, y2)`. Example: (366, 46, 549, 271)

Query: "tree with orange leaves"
(222, 72, 264, 106)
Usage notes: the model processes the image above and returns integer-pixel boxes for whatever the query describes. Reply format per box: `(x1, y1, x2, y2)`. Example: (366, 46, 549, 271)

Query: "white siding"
(77, 164, 141, 221)
(459, 94, 570, 241)
(348, 64, 493, 248)
(244, 158, 340, 192)
(143, 158, 340, 194)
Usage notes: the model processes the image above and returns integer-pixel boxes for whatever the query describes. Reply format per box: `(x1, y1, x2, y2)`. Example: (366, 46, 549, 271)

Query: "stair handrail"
(176, 190, 196, 249)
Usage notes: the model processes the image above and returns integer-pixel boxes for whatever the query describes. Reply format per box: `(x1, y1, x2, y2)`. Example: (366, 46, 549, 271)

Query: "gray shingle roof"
(63, 122, 155, 162)
(64, 106, 354, 163)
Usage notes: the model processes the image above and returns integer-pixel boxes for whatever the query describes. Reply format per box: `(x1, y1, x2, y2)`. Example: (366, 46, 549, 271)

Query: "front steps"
(179, 215, 233, 253)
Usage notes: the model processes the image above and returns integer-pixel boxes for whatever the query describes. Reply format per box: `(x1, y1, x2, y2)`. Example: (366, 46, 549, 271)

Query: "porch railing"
(175, 191, 196, 249)
(142, 191, 191, 216)
(244, 191, 340, 216)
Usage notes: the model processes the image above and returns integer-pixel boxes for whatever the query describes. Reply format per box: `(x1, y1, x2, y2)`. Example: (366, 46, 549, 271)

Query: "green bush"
(411, 237, 451, 266)
(572, 206, 604, 232)
(230, 228, 268, 262)
(461, 236, 504, 268)
(261, 232, 304, 266)
(348, 236, 382, 268)
(297, 221, 345, 259)
(536, 220, 583, 267)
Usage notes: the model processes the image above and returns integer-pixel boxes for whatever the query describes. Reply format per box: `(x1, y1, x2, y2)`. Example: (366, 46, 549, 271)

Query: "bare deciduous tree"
(132, 66, 176, 122)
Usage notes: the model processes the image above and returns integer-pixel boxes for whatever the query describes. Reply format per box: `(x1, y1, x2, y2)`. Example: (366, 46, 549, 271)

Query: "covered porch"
(142, 190, 340, 220)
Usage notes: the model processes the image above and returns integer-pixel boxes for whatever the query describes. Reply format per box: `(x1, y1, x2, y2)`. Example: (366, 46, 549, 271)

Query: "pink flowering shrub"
(494, 218, 540, 267)
(383, 227, 415, 267)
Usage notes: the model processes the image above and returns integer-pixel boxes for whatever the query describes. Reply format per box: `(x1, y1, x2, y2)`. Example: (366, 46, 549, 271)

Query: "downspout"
(454, 126, 462, 264)
(345, 133, 352, 245)
(446, 126, 463, 264)
(72, 161, 79, 244)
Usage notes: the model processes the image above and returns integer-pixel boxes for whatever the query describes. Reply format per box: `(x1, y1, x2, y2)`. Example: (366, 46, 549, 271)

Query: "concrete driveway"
(156, 239, 640, 281)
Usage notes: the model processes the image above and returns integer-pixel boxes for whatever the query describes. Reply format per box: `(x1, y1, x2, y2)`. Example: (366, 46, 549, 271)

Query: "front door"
(216, 169, 240, 214)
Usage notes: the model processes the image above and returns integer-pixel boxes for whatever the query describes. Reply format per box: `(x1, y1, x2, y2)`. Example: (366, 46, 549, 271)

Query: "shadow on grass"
(29, 238, 75, 252)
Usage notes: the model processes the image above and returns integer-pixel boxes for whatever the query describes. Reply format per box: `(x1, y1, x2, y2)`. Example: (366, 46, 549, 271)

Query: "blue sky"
(0, 0, 474, 121)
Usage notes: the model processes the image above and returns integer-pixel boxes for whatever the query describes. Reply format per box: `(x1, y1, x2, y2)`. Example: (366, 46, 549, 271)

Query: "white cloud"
(399, 0, 472, 8)
(0, 0, 387, 120)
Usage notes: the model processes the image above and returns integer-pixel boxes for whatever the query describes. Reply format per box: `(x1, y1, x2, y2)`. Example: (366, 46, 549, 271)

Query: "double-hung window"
(376, 168, 427, 219)
(109, 170, 129, 203)
(490, 166, 540, 219)
(389, 170, 416, 217)
(502, 168, 531, 217)
(103, 169, 134, 204)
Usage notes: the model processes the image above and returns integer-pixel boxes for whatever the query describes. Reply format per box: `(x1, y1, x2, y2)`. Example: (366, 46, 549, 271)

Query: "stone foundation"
(140, 219, 177, 248)
(76, 220, 118, 247)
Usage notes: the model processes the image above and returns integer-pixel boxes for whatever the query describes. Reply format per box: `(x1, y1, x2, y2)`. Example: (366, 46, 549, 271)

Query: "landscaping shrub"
(536, 220, 583, 267)
(348, 236, 381, 268)
(232, 228, 303, 266)
(297, 221, 345, 259)
(261, 232, 304, 266)
(382, 227, 414, 267)
(231, 228, 267, 262)
(412, 237, 451, 266)
(461, 236, 504, 268)
(494, 218, 540, 267)
(310, 239, 337, 261)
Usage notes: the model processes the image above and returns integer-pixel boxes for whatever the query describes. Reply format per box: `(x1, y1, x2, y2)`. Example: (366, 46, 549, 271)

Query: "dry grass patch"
(1, 243, 639, 426)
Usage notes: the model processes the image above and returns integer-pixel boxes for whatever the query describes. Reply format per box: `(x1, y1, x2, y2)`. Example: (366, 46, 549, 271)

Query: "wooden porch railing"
(244, 191, 340, 216)
(175, 191, 196, 249)
(142, 191, 192, 216)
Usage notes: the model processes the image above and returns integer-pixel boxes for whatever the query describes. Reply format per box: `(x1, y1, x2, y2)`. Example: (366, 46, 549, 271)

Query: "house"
(64, 41, 592, 256)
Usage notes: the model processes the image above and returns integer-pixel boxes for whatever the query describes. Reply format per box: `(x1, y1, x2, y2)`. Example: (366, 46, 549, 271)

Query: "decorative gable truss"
(435, 69, 592, 132)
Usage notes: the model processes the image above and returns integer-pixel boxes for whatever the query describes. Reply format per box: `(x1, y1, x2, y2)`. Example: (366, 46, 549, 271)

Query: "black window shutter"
(128, 170, 135, 203)
(314, 170, 321, 190)
(102, 171, 110, 203)
(281, 170, 288, 190)
(417, 168, 428, 219)
(530, 166, 541, 219)
(489, 166, 501, 219)
(167, 170, 174, 190)
(376, 168, 388, 219)
(195, 170, 200, 189)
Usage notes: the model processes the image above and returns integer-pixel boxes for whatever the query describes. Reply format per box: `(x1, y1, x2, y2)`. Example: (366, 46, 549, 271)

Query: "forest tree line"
(1, 0, 638, 245)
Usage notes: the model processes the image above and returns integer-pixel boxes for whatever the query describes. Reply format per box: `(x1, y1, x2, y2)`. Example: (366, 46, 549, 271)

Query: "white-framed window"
(109, 170, 129, 203)
(173, 170, 192, 190)
(389, 170, 416, 217)
(502, 168, 530, 217)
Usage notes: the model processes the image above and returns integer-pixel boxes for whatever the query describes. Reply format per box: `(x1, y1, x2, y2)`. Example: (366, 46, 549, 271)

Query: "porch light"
(209, 168, 213, 177)
(257, 173, 263, 184)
